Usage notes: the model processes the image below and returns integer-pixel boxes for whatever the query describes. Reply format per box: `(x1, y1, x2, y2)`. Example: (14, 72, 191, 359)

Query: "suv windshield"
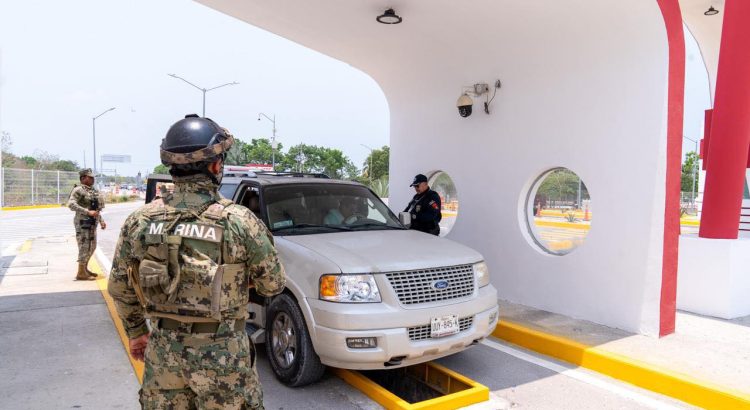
(264, 183, 404, 235)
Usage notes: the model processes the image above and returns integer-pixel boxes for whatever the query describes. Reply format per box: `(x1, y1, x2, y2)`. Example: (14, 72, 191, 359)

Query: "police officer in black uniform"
(404, 174, 442, 236)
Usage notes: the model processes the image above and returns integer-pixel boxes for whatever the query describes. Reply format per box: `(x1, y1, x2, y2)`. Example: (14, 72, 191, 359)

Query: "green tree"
(370, 176, 389, 198)
(21, 156, 37, 167)
(1, 131, 15, 167)
(225, 138, 249, 165)
(153, 164, 170, 174)
(363, 146, 389, 182)
(681, 151, 700, 195)
(242, 138, 284, 166)
(536, 169, 588, 206)
(280, 144, 355, 179)
(51, 160, 79, 172)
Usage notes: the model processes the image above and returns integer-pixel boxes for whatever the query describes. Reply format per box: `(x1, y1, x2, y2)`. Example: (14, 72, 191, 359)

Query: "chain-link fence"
(1, 168, 79, 207)
(680, 191, 700, 215)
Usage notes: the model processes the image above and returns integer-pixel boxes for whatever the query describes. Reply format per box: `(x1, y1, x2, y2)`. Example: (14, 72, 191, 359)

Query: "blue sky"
(0, 0, 389, 176)
(0, 1, 710, 176)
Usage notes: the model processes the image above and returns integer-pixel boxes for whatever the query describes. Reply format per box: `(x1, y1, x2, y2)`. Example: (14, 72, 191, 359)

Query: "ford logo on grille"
(432, 280, 450, 290)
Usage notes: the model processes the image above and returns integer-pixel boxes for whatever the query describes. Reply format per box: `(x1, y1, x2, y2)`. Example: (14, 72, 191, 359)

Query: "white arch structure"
(198, 0, 692, 336)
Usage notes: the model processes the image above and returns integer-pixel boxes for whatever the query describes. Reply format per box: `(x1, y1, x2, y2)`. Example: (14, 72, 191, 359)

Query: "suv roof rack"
(223, 166, 257, 178)
(254, 171, 330, 179)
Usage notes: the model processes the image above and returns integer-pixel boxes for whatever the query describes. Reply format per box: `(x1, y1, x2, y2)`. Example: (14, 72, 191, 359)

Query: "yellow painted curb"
(334, 362, 489, 410)
(493, 320, 750, 409)
(89, 258, 145, 384)
(539, 210, 591, 218)
(680, 220, 700, 226)
(18, 240, 32, 254)
(1, 204, 63, 211)
(534, 220, 591, 230)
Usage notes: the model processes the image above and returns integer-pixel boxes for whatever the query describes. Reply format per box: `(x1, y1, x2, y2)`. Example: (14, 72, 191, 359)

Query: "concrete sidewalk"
(497, 300, 750, 407)
(0, 232, 379, 410)
(0, 236, 140, 410)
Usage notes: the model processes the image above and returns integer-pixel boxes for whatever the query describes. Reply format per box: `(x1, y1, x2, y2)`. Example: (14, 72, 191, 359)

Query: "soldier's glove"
(129, 333, 150, 362)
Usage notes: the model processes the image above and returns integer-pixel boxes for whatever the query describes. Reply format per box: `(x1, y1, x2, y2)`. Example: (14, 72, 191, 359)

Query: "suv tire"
(265, 293, 325, 386)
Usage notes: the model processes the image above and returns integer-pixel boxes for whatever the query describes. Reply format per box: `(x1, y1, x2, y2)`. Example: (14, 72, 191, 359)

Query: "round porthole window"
(428, 171, 458, 237)
(526, 168, 591, 255)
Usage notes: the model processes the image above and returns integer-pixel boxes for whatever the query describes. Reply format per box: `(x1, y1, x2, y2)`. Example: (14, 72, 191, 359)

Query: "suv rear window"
(219, 183, 238, 200)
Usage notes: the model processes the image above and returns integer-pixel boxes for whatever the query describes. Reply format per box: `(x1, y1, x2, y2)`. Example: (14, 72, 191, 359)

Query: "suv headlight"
(474, 262, 490, 288)
(319, 274, 382, 303)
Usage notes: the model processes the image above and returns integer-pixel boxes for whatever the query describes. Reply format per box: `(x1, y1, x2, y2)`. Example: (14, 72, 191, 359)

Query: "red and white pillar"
(699, 0, 750, 239)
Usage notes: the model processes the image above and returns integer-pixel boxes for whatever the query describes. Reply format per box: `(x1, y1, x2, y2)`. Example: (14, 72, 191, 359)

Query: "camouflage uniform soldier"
(108, 114, 286, 410)
(68, 168, 107, 280)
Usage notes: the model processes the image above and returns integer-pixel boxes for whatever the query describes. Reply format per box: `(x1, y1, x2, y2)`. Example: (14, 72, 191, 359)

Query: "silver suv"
(147, 171, 499, 387)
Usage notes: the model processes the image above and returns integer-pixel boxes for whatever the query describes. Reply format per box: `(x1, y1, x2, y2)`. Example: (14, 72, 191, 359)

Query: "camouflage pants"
(140, 326, 264, 410)
(75, 226, 96, 263)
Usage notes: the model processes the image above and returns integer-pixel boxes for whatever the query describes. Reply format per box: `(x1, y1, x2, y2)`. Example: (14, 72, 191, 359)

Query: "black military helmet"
(160, 114, 234, 166)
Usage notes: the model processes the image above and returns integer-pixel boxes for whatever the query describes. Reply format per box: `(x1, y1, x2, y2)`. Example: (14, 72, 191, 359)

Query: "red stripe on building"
(699, 0, 750, 238)
(656, 0, 685, 337)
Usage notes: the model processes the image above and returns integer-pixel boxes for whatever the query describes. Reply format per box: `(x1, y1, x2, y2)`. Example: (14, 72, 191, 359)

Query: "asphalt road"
(0, 204, 695, 409)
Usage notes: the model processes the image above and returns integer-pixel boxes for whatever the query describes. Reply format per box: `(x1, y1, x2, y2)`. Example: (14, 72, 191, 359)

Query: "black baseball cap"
(410, 174, 428, 187)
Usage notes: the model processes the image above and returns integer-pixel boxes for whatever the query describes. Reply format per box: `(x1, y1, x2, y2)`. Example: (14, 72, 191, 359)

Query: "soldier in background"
(67, 168, 106, 280)
(108, 114, 286, 409)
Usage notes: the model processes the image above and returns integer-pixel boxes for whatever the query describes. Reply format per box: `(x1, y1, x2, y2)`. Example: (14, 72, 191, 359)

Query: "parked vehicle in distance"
(146, 171, 499, 387)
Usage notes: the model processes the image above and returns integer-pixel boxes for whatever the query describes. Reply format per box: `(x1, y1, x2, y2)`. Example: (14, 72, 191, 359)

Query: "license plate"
(430, 314, 459, 338)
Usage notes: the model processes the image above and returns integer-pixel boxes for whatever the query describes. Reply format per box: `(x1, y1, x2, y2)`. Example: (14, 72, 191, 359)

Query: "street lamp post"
(295, 152, 307, 173)
(684, 135, 699, 210)
(93, 107, 116, 175)
(258, 113, 277, 170)
(168, 74, 239, 117)
(360, 144, 375, 184)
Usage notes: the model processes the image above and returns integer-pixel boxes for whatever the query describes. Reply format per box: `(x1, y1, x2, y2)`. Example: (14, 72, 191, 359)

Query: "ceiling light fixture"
(377, 8, 402, 24)
(704, 5, 719, 15)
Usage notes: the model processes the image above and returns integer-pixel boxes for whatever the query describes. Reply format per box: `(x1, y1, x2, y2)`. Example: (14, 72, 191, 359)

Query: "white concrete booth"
(199, 0, 685, 336)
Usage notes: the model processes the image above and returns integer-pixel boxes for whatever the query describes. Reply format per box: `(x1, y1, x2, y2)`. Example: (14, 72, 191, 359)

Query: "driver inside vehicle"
(324, 196, 364, 225)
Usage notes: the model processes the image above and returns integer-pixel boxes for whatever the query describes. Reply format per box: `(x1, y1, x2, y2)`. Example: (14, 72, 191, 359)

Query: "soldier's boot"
(84, 262, 99, 278)
(76, 263, 95, 281)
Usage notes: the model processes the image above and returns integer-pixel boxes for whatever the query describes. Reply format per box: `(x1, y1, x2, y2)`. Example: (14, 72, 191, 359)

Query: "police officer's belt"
(155, 318, 244, 333)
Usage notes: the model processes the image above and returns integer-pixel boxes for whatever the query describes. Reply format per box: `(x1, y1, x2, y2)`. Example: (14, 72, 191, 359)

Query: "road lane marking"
(481, 339, 683, 410)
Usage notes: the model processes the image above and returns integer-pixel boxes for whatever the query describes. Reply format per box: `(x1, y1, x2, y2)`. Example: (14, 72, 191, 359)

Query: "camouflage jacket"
(108, 175, 286, 338)
(67, 184, 105, 226)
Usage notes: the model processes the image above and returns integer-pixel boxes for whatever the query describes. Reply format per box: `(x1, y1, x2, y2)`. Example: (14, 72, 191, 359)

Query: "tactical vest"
(130, 199, 248, 322)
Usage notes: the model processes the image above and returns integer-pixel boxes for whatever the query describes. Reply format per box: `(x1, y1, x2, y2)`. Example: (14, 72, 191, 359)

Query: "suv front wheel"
(265, 293, 325, 386)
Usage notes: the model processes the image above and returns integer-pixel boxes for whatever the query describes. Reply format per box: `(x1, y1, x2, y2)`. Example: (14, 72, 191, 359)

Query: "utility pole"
(168, 74, 238, 117)
(258, 113, 278, 169)
(684, 135, 699, 210)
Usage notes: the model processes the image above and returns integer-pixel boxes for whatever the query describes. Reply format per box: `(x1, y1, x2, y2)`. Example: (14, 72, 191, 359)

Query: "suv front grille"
(408, 316, 474, 341)
(385, 264, 475, 305)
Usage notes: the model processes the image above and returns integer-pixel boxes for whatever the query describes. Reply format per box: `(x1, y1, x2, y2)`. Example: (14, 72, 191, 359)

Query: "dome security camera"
(457, 93, 473, 118)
